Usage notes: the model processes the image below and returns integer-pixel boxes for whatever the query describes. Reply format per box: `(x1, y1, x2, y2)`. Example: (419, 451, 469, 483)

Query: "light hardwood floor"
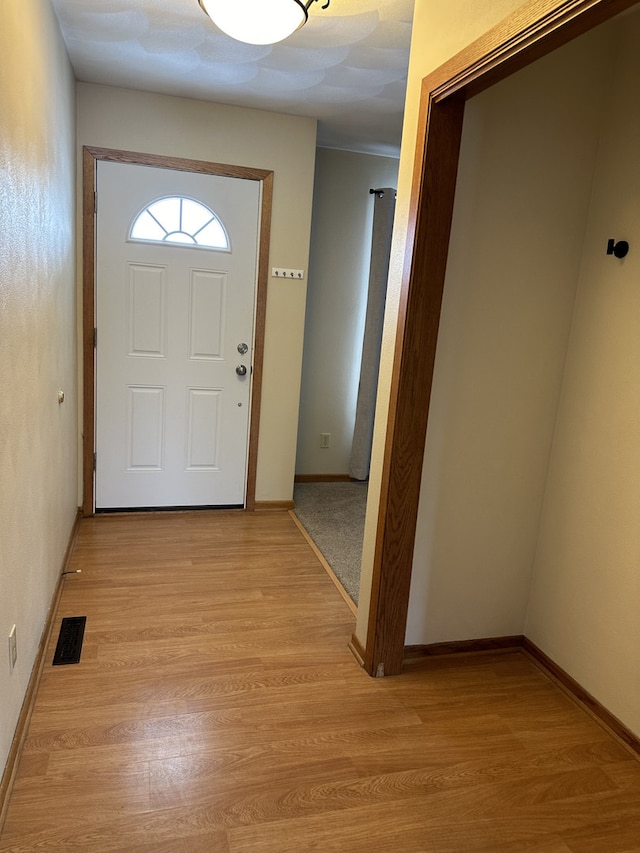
(2, 511, 640, 852)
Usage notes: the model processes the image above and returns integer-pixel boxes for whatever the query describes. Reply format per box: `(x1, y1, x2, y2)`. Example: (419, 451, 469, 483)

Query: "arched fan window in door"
(129, 196, 229, 250)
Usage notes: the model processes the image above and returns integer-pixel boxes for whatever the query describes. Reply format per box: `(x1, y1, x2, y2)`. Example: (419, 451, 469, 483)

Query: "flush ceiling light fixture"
(198, 0, 330, 45)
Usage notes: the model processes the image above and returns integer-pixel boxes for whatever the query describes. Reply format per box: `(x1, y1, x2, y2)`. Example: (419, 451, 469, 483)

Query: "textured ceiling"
(51, 0, 414, 157)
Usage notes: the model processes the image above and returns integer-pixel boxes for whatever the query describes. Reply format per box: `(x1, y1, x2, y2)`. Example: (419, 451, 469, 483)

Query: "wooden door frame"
(361, 0, 638, 676)
(82, 146, 273, 515)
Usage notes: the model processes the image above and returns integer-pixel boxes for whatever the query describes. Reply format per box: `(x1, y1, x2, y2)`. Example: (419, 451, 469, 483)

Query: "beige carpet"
(292, 481, 368, 604)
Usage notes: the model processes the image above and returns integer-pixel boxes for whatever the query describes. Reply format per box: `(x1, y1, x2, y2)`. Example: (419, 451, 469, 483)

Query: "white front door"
(95, 161, 260, 509)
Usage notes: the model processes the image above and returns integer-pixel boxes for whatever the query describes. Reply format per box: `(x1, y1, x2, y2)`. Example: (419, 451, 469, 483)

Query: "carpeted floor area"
(292, 480, 368, 605)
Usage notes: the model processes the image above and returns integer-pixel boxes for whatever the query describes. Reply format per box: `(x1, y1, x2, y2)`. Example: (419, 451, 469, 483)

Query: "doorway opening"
(360, 0, 640, 676)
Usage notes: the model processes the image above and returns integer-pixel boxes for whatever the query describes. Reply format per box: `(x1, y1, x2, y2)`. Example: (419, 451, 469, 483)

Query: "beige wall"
(0, 0, 77, 775)
(77, 84, 317, 502)
(526, 12, 640, 735)
(296, 148, 398, 477)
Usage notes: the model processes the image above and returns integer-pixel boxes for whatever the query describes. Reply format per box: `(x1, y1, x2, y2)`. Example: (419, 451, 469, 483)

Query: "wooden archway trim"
(362, 0, 638, 677)
(81, 146, 273, 515)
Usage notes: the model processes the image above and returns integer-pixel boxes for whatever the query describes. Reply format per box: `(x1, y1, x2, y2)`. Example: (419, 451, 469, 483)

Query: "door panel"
(189, 270, 225, 358)
(128, 264, 166, 357)
(127, 386, 164, 470)
(95, 161, 260, 509)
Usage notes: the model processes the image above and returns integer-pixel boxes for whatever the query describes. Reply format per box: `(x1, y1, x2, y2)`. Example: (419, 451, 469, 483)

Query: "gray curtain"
(349, 188, 396, 481)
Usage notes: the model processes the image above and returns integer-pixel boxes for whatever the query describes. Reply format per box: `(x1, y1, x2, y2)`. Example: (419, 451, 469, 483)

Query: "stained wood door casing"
(82, 147, 274, 515)
(359, 0, 639, 677)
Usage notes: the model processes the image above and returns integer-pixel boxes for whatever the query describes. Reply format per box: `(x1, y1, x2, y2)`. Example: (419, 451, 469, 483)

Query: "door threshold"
(95, 504, 244, 514)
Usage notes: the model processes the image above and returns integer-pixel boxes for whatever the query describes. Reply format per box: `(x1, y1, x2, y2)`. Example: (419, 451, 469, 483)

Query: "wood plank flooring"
(2, 511, 640, 852)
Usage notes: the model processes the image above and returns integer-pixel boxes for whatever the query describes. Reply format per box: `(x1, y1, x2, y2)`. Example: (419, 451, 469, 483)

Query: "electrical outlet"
(8, 625, 17, 672)
(320, 433, 331, 449)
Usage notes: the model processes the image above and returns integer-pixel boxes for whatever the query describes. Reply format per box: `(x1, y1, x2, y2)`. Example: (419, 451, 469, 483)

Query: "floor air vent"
(52, 616, 87, 666)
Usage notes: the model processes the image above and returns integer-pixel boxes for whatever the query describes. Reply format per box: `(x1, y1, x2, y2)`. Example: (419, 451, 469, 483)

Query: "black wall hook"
(607, 239, 629, 259)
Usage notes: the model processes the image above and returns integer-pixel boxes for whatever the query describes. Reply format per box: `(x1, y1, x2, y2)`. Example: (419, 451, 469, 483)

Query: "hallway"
(2, 512, 640, 851)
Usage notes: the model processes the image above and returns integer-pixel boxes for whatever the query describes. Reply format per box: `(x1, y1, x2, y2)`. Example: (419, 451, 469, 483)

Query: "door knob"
(236, 364, 247, 376)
